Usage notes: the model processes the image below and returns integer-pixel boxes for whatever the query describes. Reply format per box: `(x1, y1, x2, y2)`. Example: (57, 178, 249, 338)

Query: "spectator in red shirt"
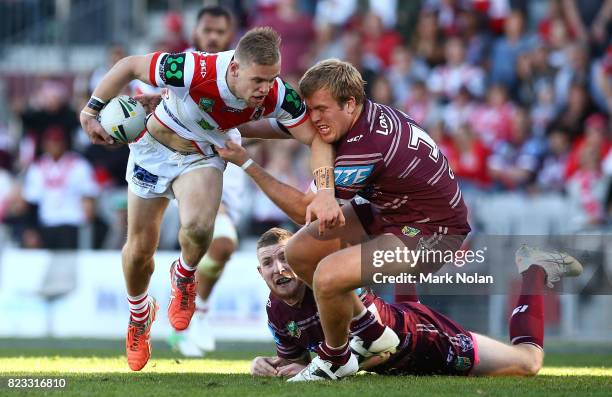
(446, 123, 491, 189)
(361, 11, 403, 67)
(565, 113, 611, 178)
(252, 0, 315, 79)
(471, 84, 516, 148)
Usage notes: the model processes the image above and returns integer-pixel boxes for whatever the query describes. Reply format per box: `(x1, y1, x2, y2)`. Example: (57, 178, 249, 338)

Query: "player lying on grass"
(218, 58, 472, 380)
(249, 227, 583, 379)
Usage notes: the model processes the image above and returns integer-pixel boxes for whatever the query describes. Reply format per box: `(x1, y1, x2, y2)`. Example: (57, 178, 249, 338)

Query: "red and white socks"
(128, 291, 151, 324)
(175, 254, 197, 279)
(509, 265, 545, 349)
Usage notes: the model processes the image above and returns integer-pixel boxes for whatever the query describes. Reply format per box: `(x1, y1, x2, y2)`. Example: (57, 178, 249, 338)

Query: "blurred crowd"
(0, 0, 610, 250)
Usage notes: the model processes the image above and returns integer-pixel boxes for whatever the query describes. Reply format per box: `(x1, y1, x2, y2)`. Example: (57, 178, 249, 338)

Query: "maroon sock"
(509, 266, 545, 348)
(350, 309, 385, 342)
(317, 342, 351, 366)
(394, 283, 419, 302)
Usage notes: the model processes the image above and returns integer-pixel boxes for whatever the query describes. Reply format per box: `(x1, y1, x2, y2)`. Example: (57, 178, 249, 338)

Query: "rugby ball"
(98, 95, 146, 143)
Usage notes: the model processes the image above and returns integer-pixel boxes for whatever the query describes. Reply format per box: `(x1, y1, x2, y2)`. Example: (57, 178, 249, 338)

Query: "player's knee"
(122, 239, 156, 267)
(312, 260, 339, 298)
(181, 219, 214, 245)
(209, 237, 236, 263)
(523, 354, 543, 376)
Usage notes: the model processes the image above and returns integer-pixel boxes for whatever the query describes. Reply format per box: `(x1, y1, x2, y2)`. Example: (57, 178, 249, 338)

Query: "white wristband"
(91, 95, 107, 105)
(81, 109, 98, 118)
(241, 158, 254, 170)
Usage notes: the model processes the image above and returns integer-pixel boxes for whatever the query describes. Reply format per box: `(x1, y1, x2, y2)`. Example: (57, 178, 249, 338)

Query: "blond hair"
(235, 27, 281, 65)
(299, 59, 365, 106)
(256, 227, 293, 250)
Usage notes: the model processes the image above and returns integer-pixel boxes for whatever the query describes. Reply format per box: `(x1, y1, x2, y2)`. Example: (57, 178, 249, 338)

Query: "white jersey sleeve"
(148, 51, 197, 91)
(272, 78, 308, 129)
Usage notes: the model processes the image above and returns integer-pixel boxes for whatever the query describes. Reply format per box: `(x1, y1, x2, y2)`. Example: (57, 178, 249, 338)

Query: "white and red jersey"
(148, 50, 308, 152)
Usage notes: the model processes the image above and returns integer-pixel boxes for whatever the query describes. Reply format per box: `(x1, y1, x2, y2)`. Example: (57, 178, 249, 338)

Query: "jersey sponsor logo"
(281, 82, 305, 117)
(401, 226, 421, 237)
(334, 165, 374, 186)
(198, 97, 215, 113)
(196, 118, 214, 130)
(346, 134, 363, 143)
(286, 321, 301, 338)
(250, 106, 264, 121)
(132, 164, 158, 189)
(376, 113, 391, 135)
(159, 53, 186, 87)
(199, 58, 207, 78)
(222, 106, 242, 113)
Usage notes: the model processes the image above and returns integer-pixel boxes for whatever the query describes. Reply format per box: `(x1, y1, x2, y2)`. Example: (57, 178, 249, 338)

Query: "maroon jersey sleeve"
(266, 296, 308, 360)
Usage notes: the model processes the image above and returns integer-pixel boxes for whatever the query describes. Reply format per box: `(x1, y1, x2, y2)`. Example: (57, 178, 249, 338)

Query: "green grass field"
(0, 339, 611, 396)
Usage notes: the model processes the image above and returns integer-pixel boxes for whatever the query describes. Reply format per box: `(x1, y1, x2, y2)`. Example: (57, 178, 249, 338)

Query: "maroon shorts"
(372, 302, 478, 376)
(351, 201, 471, 241)
(352, 201, 470, 276)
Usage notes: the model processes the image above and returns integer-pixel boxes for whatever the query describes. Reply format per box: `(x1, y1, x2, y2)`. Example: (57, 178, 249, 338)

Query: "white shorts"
(221, 162, 247, 225)
(126, 131, 225, 200)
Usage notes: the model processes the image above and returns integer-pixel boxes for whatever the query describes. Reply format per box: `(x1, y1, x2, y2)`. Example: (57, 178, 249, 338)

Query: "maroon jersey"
(266, 289, 477, 375)
(334, 100, 470, 233)
(266, 288, 323, 359)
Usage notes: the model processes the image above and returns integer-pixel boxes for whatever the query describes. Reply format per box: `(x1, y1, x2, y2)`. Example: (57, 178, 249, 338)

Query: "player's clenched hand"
(306, 189, 345, 235)
(134, 92, 162, 114)
(250, 356, 282, 377)
(276, 363, 306, 377)
(79, 110, 115, 145)
(215, 140, 250, 167)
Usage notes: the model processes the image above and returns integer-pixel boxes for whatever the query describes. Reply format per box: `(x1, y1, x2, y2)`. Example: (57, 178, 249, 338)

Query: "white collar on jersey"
(216, 50, 248, 110)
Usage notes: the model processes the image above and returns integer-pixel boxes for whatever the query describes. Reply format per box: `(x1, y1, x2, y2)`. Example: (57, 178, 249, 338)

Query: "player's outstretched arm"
(216, 141, 314, 225)
(80, 54, 154, 145)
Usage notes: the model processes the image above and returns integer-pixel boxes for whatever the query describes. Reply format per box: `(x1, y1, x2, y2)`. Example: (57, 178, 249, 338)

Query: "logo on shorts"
(198, 97, 215, 113)
(196, 118, 214, 130)
(457, 334, 474, 352)
(286, 321, 301, 338)
(132, 164, 158, 189)
(402, 226, 421, 237)
(454, 356, 472, 371)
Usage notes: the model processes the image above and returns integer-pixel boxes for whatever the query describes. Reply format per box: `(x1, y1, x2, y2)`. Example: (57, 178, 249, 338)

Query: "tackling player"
(218, 58, 471, 380)
(250, 227, 583, 379)
(79, 28, 344, 371)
